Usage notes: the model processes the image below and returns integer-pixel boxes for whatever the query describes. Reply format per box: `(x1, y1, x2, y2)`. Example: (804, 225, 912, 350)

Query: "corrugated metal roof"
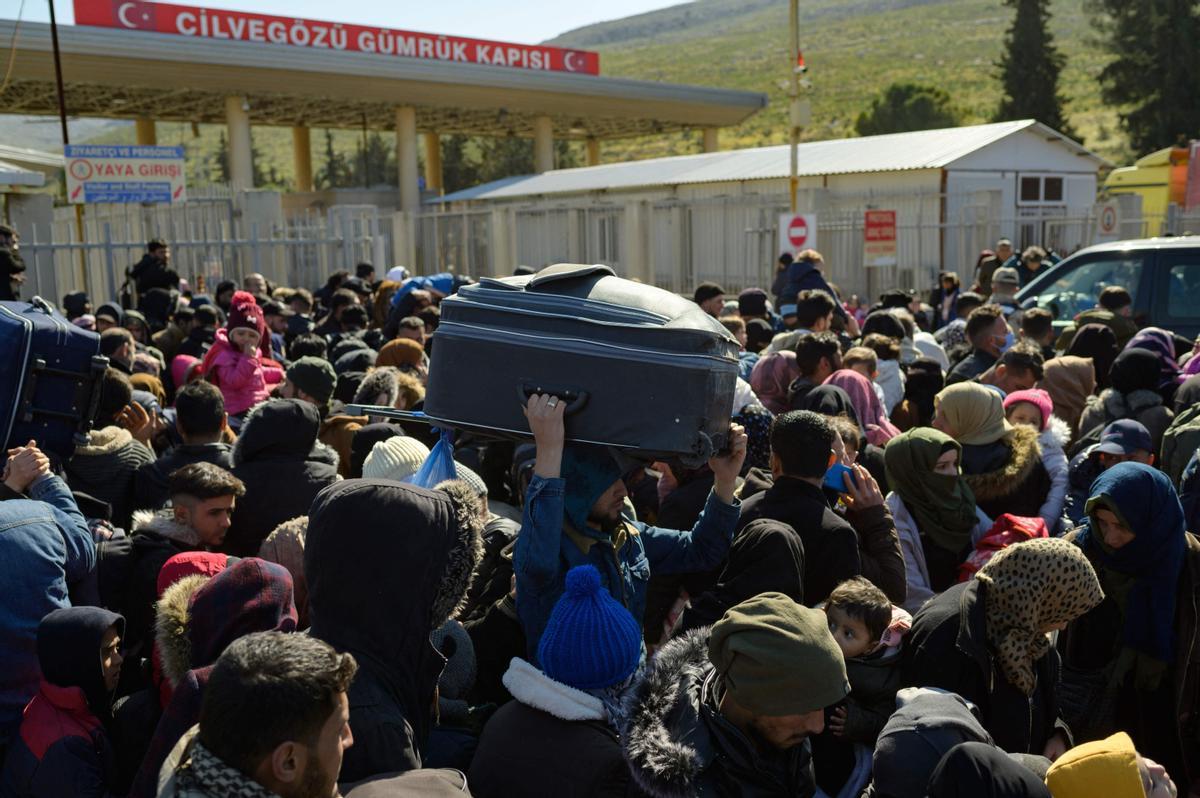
(0, 144, 63, 170)
(435, 120, 1107, 203)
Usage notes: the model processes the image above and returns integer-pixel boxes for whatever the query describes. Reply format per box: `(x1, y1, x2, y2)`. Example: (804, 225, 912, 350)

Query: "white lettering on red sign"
(75, 0, 601, 75)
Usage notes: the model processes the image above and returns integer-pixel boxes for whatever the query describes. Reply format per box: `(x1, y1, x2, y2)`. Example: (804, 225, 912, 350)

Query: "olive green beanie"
(707, 592, 849, 716)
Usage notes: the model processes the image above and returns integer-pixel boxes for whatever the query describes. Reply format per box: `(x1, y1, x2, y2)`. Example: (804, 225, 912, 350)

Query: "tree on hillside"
(993, 0, 1073, 136)
(855, 83, 960, 136)
(1088, 0, 1200, 153)
(315, 128, 352, 190)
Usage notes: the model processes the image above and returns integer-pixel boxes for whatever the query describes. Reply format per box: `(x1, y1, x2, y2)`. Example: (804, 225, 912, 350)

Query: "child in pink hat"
(1004, 388, 1069, 532)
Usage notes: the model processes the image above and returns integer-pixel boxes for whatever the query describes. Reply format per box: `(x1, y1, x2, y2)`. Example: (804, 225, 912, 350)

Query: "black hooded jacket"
(223, 399, 339, 557)
(0, 607, 124, 798)
(306, 478, 483, 783)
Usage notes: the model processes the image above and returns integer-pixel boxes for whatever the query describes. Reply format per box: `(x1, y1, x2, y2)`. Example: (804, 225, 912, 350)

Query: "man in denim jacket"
(515, 393, 746, 662)
(0, 441, 96, 756)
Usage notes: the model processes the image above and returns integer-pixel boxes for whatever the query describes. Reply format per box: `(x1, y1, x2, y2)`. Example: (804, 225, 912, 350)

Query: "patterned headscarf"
(976, 538, 1103, 696)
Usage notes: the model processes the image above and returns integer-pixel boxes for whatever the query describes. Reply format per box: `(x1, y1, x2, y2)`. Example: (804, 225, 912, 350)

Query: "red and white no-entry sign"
(778, 213, 818, 255)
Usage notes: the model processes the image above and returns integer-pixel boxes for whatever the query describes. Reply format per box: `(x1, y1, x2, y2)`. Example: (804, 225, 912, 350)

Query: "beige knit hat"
(362, 437, 431, 482)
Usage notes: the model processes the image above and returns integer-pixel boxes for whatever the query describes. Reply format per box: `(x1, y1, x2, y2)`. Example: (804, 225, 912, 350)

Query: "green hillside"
(555, 0, 1129, 165)
(67, 0, 1129, 188)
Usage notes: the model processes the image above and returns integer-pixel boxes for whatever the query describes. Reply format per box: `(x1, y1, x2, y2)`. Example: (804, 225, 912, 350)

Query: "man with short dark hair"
(1019, 307, 1056, 360)
(356, 262, 376, 283)
(794, 289, 837, 333)
(129, 238, 179, 298)
(693, 282, 726, 318)
(159, 632, 356, 798)
(134, 381, 234, 510)
(261, 300, 292, 360)
(98, 462, 246, 684)
(396, 316, 426, 346)
(313, 289, 359, 338)
(99, 327, 136, 373)
(789, 332, 842, 408)
(287, 333, 327, 362)
(738, 410, 863, 605)
(177, 305, 220, 360)
(946, 305, 1010, 385)
(1055, 284, 1140, 350)
(152, 306, 195, 365)
(286, 288, 316, 340)
(243, 272, 268, 297)
(978, 341, 1045, 395)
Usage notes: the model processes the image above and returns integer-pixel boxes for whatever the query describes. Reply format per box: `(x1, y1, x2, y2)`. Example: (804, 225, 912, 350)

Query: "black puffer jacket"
(625, 629, 817, 798)
(306, 478, 483, 783)
(223, 399, 339, 557)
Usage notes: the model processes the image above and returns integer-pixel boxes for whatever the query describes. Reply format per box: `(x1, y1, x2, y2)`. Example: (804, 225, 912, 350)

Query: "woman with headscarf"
(933, 382, 1052, 520)
(1066, 323, 1118, 391)
(1125, 326, 1184, 404)
(890, 357, 945, 431)
(1039, 356, 1097, 441)
(1058, 462, 1200, 794)
(884, 428, 991, 613)
(1077, 348, 1175, 452)
(825, 369, 901, 446)
(749, 350, 800, 414)
(902, 538, 1104, 756)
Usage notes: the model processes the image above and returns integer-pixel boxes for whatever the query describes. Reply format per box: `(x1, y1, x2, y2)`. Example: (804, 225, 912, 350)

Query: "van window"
(1031, 254, 1144, 323)
(1163, 256, 1200, 321)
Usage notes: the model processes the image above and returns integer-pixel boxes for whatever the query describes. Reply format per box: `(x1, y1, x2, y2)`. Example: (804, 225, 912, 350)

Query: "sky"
(11, 0, 685, 44)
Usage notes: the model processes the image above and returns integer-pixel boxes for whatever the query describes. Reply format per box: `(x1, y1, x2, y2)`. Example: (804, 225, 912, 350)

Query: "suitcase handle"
(518, 382, 589, 415)
(527, 264, 615, 290)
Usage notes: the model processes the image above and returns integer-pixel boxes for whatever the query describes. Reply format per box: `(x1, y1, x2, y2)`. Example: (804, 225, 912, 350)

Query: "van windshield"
(1030, 254, 1143, 323)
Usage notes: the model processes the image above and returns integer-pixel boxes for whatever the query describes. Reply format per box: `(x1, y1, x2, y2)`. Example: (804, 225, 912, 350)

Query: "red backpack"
(958, 514, 1049, 582)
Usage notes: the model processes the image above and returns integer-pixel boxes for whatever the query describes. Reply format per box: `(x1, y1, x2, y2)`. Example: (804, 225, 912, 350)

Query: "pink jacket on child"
(201, 328, 283, 415)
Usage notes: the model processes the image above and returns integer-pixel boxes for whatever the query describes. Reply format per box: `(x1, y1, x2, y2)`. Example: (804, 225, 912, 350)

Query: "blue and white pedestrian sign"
(65, 144, 187, 204)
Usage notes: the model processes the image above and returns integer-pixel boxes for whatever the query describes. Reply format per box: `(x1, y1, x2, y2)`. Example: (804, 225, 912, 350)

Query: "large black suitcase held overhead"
(0, 297, 108, 462)
(423, 264, 740, 467)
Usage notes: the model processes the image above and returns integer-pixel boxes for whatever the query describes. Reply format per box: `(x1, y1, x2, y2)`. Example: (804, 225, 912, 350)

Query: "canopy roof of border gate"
(0, 18, 767, 140)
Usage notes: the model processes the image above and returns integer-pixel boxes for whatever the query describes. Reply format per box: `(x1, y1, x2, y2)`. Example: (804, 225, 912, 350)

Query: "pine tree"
(214, 131, 231, 185)
(855, 83, 960, 136)
(993, 0, 1073, 136)
(1089, 0, 1200, 152)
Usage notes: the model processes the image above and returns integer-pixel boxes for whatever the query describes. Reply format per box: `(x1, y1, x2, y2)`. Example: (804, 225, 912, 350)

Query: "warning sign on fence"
(65, 144, 188, 204)
(864, 210, 897, 267)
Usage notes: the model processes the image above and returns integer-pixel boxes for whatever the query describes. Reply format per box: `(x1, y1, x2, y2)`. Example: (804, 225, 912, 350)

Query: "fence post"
(103, 223, 117, 302)
(251, 222, 262, 276)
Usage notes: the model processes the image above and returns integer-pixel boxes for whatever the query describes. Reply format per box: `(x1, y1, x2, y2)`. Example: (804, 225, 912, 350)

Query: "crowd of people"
(0, 229, 1197, 797)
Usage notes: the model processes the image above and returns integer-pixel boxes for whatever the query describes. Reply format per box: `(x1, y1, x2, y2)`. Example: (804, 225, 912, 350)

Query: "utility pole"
(788, 0, 799, 214)
(788, 0, 812, 215)
(48, 0, 88, 291)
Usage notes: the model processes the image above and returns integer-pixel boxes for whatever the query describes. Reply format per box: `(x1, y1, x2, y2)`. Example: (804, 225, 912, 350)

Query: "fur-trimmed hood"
(1089, 387, 1164, 422)
(624, 629, 716, 798)
(352, 366, 401, 408)
(962, 424, 1042, 502)
(1041, 415, 1072, 452)
(502, 657, 607, 722)
(232, 398, 339, 469)
(78, 425, 136, 456)
(155, 558, 297, 689)
(133, 509, 202, 547)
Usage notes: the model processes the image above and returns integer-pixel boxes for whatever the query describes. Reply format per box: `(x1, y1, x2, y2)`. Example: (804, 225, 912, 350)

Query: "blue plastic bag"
(405, 427, 458, 489)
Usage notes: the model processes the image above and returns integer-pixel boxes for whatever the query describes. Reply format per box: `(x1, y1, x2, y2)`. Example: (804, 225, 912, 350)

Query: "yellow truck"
(1102, 143, 1197, 222)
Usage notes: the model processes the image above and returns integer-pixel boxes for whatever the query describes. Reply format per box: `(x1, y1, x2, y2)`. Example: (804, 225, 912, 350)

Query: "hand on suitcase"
(709, 423, 747, 505)
(3, 440, 50, 494)
(524, 393, 566, 479)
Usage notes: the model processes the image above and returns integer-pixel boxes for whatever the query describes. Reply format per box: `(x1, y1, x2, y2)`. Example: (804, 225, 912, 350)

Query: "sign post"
(778, 213, 817, 255)
(864, 210, 897, 267)
(65, 145, 187, 204)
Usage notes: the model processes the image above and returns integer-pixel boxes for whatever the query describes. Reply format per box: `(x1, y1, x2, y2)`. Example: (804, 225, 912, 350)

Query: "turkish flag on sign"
(76, 1, 157, 30)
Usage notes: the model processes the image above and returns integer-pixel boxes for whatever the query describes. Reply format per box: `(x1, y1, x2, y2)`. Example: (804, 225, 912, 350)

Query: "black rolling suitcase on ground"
(0, 297, 108, 462)
(423, 264, 740, 466)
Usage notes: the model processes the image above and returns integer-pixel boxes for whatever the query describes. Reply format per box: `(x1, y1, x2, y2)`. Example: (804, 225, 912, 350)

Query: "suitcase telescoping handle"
(518, 382, 589, 415)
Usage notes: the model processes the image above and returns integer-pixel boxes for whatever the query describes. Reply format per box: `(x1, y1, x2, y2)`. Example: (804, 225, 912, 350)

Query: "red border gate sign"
(73, 0, 600, 75)
(778, 213, 817, 255)
(864, 210, 897, 267)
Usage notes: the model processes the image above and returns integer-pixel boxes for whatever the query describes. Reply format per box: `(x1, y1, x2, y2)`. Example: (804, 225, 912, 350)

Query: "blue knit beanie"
(560, 445, 622, 535)
(537, 565, 642, 690)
